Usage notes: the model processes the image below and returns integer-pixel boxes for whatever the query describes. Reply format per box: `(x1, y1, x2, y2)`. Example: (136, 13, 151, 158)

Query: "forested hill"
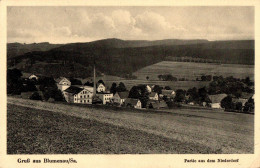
(7, 39, 254, 78)
(7, 42, 63, 58)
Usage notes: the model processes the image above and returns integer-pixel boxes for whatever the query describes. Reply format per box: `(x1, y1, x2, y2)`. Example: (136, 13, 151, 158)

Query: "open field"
(7, 97, 254, 154)
(79, 75, 210, 90)
(105, 80, 210, 91)
(133, 61, 254, 80)
(82, 61, 254, 90)
(7, 104, 216, 154)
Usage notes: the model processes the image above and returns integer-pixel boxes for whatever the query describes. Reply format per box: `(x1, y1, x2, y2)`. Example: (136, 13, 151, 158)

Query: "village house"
(232, 98, 248, 107)
(240, 92, 254, 101)
(112, 91, 129, 105)
(22, 73, 39, 81)
(160, 89, 175, 98)
(73, 85, 94, 93)
(55, 77, 71, 91)
(97, 83, 106, 92)
(124, 98, 142, 109)
(149, 92, 159, 100)
(146, 85, 154, 93)
(96, 92, 113, 104)
(146, 100, 167, 109)
(63, 86, 93, 104)
(208, 94, 227, 109)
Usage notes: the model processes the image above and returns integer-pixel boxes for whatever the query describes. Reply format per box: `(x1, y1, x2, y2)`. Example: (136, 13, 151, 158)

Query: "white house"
(146, 85, 153, 93)
(149, 92, 159, 101)
(113, 91, 129, 105)
(55, 77, 71, 91)
(63, 86, 93, 104)
(97, 83, 106, 92)
(124, 98, 142, 109)
(209, 94, 227, 109)
(96, 92, 113, 104)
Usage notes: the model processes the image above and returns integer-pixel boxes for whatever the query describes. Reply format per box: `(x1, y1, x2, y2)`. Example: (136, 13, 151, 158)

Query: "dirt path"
(7, 97, 254, 153)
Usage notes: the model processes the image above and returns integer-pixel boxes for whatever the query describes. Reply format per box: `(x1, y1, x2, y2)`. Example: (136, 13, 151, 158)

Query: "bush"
(30, 92, 42, 100)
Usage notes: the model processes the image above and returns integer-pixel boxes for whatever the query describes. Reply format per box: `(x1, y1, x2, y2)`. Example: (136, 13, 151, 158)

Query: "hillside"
(7, 38, 254, 78)
(7, 42, 63, 58)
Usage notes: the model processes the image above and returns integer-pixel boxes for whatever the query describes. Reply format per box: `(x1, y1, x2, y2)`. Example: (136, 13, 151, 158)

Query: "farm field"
(78, 74, 210, 90)
(82, 61, 254, 91)
(105, 80, 210, 91)
(133, 61, 254, 81)
(7, 97, 254, 154)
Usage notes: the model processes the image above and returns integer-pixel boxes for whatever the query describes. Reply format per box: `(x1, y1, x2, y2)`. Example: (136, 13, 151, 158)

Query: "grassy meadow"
(81, 61, 254, 90)
(133, 61, 254, 81)
(7, 104, 215, 154)
(7, 97, 254, 154)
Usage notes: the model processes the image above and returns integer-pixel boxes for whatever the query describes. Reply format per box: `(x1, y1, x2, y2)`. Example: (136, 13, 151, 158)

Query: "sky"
(7, 6, 254, 44)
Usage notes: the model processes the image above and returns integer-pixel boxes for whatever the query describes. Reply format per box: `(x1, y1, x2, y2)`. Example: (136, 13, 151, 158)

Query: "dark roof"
(117, 91, 129, 99)
(161, 90, 175, 96)
(55, 77, 70, 83)
(232, 98, 247, 106)
(64, 86, 83, 95)
(125, 98, 140, 105)
(97, 91, 112, 95)
(22, 73, 39, 79)
(149, 92, 158, 97)
(97, 82, 105, 87)
(240, 92, 254, 99)
(209, 94, 227, 103)
(149, 100, 168, 108)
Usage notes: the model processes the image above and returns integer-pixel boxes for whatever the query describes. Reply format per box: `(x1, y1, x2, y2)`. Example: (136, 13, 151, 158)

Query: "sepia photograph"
(5, 5, 255, 156)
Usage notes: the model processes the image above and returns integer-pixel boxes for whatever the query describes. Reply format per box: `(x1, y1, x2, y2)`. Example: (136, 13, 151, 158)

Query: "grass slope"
(134, 61, 254, 80)
(7, 97, 254, 154)
(7, 104, 214, 154)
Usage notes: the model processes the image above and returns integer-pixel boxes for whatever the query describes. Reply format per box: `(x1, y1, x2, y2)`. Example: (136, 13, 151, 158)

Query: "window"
(80, 100, 82, 103)
(88, 95, 89, 98)
(84, 95, 86, 98)
(84, 100, 86, 103)
(80, 96, 82, 98)
(87, 100, 89, 102)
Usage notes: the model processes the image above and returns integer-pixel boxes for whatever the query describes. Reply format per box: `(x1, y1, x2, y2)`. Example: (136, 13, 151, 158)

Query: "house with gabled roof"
(208, 94, 227, 109)
(96, 91, 113, 104)
(147, 100, 168, 109)
(124, 98, 142, 109)
(149, 92, 159, 100)
(63, 86, 93, 104)
(146, 85, 154, 93)
(113, 91, 129, 105)
(55, 77, 71, 91)
(160, 89, 175, 98)
(22, 73, 39, 80)
(97, 83, 106, 93)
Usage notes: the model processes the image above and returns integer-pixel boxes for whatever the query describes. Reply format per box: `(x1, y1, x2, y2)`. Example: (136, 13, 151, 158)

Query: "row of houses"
(21, 74, 254, 111)
(54, 77, 172, 109)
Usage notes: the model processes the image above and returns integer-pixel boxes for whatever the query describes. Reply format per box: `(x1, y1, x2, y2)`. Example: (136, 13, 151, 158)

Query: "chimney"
(93, 64, 96, 96)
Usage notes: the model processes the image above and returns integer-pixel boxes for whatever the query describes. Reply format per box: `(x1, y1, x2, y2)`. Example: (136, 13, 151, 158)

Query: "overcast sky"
(7, 6, 254, 44)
